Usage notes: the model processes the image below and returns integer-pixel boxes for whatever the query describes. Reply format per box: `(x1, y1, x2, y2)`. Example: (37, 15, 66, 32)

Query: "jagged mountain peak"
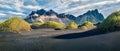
(49, 9, 55, 12)
(83, 9, 99, 15)
(37, 9, 46, 12)
(45, 9, 57, 16)
(36, 9, 46, 15)
(94, 9, 99, 13)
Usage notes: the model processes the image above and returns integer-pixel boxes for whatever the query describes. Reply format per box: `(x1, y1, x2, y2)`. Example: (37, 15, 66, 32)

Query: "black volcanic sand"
(53, 29, 105, 39)
(0, 28, 120, 51)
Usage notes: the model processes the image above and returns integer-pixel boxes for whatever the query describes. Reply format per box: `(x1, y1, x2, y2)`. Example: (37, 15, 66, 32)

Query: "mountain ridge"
(25, 9, 104, 25)
(76, 9, 104, 25)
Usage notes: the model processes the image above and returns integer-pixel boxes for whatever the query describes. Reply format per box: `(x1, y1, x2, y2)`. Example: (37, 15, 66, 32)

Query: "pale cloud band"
(63, 0, 120, 13)
(0, 13, 6, 16)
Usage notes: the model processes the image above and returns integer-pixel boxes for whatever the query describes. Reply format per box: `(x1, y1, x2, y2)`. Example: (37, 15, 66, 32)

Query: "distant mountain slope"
(25, 9, 104, 25)
(76, 9, 104, 25)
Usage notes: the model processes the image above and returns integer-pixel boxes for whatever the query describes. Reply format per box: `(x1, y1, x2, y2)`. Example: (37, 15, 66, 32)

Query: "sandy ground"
(0, 29, 120, 51)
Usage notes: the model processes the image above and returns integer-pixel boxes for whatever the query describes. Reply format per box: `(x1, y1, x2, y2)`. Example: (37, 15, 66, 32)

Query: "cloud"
(13, 0, 41, 12)
(0, 0, 41, 17)
(0, 0, 41, 12)
(0, 4, 12, 9)
(0, 13, 6, 16)
(7, 11, 25, 16)
(63, 0, 120, 13)
(23, 5, 41, 10)
(23, 0, 39, 6)
(69, 0, 80, 2)
(99, 3, 120, 17)
(36, 0, 81, 11)
(80, 0, 88, 2)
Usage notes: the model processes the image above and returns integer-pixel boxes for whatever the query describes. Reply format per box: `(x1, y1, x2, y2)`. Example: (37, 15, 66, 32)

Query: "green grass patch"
(40, 21, 66, 29)
(66, 22, 78, 29)
(0, 17, 31, 33)
(98, 10, 120, 32)
(80, 22, 95, 30)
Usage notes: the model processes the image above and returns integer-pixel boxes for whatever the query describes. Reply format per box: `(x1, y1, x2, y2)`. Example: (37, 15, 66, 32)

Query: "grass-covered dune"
(80, 22, 95, 30)
(66, 22, 78, 29)
(0, 17, 31, 33)
(31, 21, 66, 30)
(0, 22, 2, 24)
(98, 10, 120, 32)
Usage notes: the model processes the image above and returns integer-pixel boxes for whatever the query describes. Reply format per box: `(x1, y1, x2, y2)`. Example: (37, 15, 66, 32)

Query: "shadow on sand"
(53, 29, 106, 39)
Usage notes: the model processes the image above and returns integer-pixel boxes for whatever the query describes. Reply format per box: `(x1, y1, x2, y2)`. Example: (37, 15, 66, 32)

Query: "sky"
(0, 0, 120, 21)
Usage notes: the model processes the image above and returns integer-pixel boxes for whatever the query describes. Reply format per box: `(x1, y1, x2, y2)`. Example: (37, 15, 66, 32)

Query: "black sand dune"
(0, 29, 120, 51)
(53, 29, 105, 39)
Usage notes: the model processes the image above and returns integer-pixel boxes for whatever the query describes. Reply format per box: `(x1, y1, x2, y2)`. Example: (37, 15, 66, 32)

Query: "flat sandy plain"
(0, 28, 120, 51)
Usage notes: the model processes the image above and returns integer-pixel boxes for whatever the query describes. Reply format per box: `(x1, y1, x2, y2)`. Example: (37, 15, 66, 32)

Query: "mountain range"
(25, 9, 104, 25)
